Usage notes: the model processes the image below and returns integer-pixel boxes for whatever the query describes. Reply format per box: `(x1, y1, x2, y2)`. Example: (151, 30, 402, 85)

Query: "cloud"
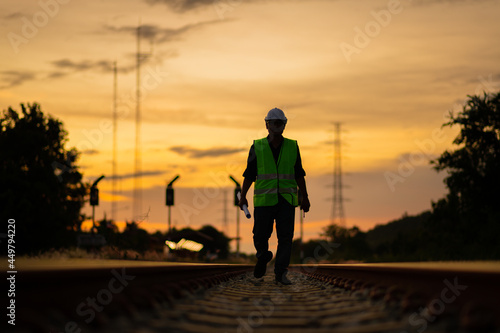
(49, 58, 138, 75)
(409, 0, 495, 6)
(82, 149, 99, 155)
(170, 146, 245, 158)
(3, 21, 203, 89)
(104, 21, 222, 43)
(100, 170, 166, 181)
(44, 59, 122, 81)
(4, 50, 174, 88)
(2, 12, 24, 20)
(0, 70, 36, 89)
(45, 71, 69, 79)
(142, 0, 311, 13)
(2, 59, 134, 89)
(144, 0, 223, 12)
(46, 54, 170, 79)
(1, 58, 133, 89)
(51, 59, 115, 72)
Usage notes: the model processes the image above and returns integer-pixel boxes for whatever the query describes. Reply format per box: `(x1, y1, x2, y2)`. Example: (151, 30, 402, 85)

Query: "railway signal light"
(89, 175, 105, 234)
(90, 175, 105, 207)
(166, 175, 180, 206)
(166, 187, 174, 206)
(233, 187, 240, 206)
(166, 175, 180, 235)
(229, 175, 241, 206)
(90, 187, 99, 206)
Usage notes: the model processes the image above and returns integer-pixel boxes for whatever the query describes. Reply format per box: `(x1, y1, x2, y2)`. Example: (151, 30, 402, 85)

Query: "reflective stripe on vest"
(256, 173, 295, 180)
(253, 137, 298, 207)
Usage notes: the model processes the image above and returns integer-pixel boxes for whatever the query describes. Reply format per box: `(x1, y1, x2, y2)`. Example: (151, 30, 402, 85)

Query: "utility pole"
(223, 189, 228, 235)
(229, 175, 242, 256)
(331, 122, 346, 227)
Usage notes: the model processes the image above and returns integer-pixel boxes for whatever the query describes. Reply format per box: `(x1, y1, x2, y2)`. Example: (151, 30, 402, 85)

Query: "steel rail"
(13, 263, 253, 332)
(291, 263, 500, 331)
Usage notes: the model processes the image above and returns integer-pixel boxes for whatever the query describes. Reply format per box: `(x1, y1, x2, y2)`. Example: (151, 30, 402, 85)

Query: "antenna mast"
(133, 24, 142, 220)
(112, 61, 118, 221)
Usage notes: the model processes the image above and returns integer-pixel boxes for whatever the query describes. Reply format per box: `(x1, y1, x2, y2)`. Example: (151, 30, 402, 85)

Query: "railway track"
(8, 260, 500, 333)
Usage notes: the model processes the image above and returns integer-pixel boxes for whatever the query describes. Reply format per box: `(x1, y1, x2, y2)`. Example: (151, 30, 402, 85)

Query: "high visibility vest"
(254, 137, 298, 207)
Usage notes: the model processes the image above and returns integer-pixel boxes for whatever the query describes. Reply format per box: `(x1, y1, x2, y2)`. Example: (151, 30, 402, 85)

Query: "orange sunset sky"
(2, 0, 500, 254)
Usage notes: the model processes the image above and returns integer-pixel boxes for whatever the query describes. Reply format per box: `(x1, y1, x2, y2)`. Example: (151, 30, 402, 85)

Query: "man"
(239, 108, 310, 285)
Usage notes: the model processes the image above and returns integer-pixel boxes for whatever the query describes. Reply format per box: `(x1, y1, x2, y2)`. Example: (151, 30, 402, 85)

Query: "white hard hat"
(265, 108, 287, 124)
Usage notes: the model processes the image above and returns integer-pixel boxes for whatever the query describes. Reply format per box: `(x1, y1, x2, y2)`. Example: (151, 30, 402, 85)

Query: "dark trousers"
(253, 195, 295, 276)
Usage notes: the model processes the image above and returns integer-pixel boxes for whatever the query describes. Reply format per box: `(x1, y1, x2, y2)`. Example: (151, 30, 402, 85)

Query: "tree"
(0, 103, 86, 254)
(198, 225, 230, 259)
(429, 92, 500, 259)
(434, 92, 500, 213)
(321, 224, 371, 262)
(119, 221, 151, 252)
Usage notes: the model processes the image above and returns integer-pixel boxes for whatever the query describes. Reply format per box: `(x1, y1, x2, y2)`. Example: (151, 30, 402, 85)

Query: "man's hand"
(239, 178, 253, 211)
(296, 176, 310, 213)
(300, 196, 310, 213)
(238, 195, 248, 211)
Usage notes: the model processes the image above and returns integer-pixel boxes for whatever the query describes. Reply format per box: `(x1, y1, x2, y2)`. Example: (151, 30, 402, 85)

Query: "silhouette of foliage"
(117, 221, 151, 252)
(433, 92, 500, 213)
(291, 212, 432, 263)
(365, 211, 429, 250)
(197, 225, 230, 259)
(320, 224, 371, 262)
(364, 211, 430, 261)
(1, 103, 86, 254)
(291, 239, 336, 264)
(428, 91, 500, 259)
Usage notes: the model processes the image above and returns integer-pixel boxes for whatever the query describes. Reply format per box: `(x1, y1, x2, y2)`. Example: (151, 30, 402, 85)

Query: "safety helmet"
(264, 108, 287, 124)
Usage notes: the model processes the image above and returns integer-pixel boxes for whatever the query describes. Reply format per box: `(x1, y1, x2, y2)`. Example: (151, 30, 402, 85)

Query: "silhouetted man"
(239, 108, 310, 285)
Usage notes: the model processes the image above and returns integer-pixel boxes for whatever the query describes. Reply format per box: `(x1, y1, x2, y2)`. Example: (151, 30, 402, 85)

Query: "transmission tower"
(331, 122, 346, 226)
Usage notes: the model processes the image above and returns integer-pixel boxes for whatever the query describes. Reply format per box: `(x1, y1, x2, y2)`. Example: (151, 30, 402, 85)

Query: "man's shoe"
(275, 273, 292, 285)
(254, 251, 273, 278)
